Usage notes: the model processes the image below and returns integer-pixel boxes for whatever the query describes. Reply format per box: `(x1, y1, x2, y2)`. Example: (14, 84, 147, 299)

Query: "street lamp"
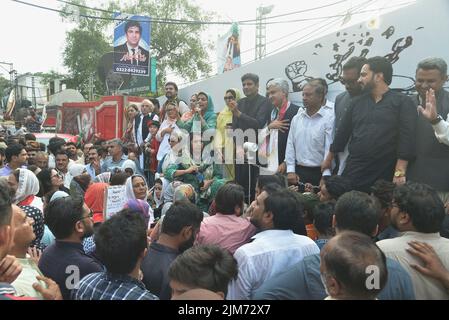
(255, 5, 274, 61)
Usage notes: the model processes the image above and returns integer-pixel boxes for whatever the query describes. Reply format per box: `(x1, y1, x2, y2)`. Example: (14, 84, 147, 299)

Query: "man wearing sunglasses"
(38, 196, 103, 300)
(332, 56, 367, 175)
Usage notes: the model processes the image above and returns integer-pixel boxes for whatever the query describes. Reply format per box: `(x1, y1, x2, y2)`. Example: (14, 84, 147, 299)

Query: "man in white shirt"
(227, 189, 319, 300)
(285, 80, 334, 188)
(377, 182, 449, 299)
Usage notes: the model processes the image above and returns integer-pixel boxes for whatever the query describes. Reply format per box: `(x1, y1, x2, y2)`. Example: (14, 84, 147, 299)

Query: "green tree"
(60, 0, 111, 98)
(60, 0, 213, 97)
(0, 76, 11, 97)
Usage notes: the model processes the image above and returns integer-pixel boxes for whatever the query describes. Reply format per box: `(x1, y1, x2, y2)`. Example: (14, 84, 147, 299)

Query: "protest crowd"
(0, 56, 449, 300)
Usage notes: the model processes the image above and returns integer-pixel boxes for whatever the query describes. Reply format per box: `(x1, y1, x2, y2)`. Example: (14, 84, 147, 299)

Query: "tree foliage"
(60, 0, 213, 97)
(0, 76, 11, 97)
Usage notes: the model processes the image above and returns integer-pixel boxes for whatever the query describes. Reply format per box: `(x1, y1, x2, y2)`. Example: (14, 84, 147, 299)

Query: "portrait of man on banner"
(113, 14, 151, 77)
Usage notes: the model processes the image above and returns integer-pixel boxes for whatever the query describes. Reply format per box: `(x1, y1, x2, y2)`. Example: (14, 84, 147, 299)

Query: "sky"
(0, 0, 414, 82)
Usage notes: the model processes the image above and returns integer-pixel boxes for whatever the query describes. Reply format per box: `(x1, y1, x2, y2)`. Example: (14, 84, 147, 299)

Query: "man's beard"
(179, 233, 196, 253)
(81, 224, 94, 240)
(361, 78, 375, 94)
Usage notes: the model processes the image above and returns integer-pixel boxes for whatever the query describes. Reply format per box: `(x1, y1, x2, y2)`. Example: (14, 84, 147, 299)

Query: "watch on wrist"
(394, 170, 406, 178)
(430, 115, 443, 125)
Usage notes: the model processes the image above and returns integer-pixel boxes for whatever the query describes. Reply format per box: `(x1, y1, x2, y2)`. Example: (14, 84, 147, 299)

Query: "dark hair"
(393, 182, 445, 233)
(343, 56, 368, 73)
(154, 178, 163, 186)
(24, 133, 36, 141)
(55, 150, 69, 159)
(48, 140, 66, 155)
(214, 184, 245, 215)
(0, 180, 12, 226)
(95, 209, 147, 274)
(261, 184, 306, 235)
(334, 191, 381, 236)
(322, 176, 352, 201)
(371, 180, 395, 210)
(256, 175, 282, 192)
(88, 145, 101, 155)
(264, 190, 303, 230)
(39, 143, 46, 152)
(168, 245, 238, 295)
(366, 56, 393, 85)
(225, 89, 237, 99)
(5, 144, 25, 163)
(66, 142, 77, 148)
(260, 182, 281, 195)
(241, 73, 259, 85)
(309, 78, 328, 95)
(124, 20, 142, 34)
(161, 201, 203, 236)
(45, 196, 84, 239)
(13, 169, 20, 188)
(322, 231, 388, 299)
(36, 168, 62, 197)
(313, 202, 335, 236)
(149, 98, 160, 111)
(165, 82, 179, 92)
(305, 79, 326, 99)
(110, 172, 129, 186)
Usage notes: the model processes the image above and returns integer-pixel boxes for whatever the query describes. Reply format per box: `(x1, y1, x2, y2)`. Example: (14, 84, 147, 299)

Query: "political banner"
(113, 13, 151, 77)
(217, 23, 242, 74)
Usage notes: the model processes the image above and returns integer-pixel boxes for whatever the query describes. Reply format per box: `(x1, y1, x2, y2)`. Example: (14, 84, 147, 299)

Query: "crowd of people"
(0, 55, 448, 300)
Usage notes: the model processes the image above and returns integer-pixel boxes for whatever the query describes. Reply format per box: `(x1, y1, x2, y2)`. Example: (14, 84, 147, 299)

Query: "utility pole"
(31, 76, 37, 108)
(255, 5, 274, 61)
(89, 73, 94, 101)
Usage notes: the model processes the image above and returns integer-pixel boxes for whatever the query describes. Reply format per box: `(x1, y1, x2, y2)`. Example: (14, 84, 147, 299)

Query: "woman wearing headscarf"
(123, 199, 151, 230)
(20, 205, 44, 249)
(216, 88, 241, 180)
(177, 92, 217, 134)
(125, 174, 154, 223)
(122, 159, 138, 177)
(161, 131, 199, 191)
(9, 168, 43, 211)
(84, 182, 108, 225)
(191, 134, 226, 212)
(81, 182, 109, 254)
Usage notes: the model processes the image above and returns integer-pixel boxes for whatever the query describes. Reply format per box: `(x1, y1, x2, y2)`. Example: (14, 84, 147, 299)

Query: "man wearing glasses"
(332, 56, 367, 175)
(38, 196, 103, 300)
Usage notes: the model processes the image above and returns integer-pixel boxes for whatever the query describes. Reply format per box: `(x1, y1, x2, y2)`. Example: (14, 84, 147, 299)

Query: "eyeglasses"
(224, 96, 235, 101)
(51, 172, 63, 178)
(78, 209, 94, 221)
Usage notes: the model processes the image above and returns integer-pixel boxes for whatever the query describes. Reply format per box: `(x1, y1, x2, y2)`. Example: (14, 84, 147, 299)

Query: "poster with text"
(113, 13, 151, 76)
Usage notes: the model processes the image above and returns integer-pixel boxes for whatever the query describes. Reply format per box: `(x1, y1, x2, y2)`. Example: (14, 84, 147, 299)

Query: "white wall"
(177, 0, 449, 112)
